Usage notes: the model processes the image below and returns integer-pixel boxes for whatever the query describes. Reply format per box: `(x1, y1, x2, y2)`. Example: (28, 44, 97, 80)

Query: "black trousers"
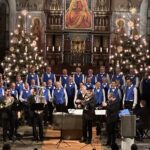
(55, 103, 67, 112)
(32, 112, 43, 140)
(1, 108, 15, 141)
(106, 121, 117, 146)
(43, 102, 54, 124)
(124, 101, 133, 110)
(82, 118, 92, 141)
(67, 96, 75, 109)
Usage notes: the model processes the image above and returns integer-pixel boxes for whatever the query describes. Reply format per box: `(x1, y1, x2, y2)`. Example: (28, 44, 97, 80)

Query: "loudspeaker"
(121, 115, 136, 137)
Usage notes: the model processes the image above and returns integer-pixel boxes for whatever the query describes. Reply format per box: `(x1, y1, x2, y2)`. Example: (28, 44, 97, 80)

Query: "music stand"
(56, 105, 70, 148)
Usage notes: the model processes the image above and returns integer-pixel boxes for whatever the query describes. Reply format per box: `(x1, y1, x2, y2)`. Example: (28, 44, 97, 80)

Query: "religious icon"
(65, 0, 92, 29)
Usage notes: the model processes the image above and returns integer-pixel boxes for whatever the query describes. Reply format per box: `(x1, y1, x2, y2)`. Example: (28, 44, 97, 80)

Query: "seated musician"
(1, 89, 15, 141)
(80, 87, 96, 144)
(52, 82, 68, 112)
(135, 100, 149, 141)
(29, 88, 44, 141)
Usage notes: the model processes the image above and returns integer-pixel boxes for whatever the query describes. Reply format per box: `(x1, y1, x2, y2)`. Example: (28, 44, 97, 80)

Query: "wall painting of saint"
(65, 0, 92, 29)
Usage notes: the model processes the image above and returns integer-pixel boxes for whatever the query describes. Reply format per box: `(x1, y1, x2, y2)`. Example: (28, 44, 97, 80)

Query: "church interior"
(0, 0, 150, 150)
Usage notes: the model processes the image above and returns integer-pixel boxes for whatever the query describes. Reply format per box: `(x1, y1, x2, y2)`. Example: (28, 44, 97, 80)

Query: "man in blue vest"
(41, 66, 56, 84)
(46, 80, 55, 124)
(65, 76, 77, 109)
(15, 74, 24, 96)
(86, 69, 96, 85)
(111, 67, 125, 90)
(52, 82, 68, 112)
(73, 67, 85, 89)
(94, 82, 106, 107)
(97, 66, 110, 84)
(108, 80, 121, 102)
(123, 78, 137, 110)
(102, 77, 110, 101)
(10, 82, 18, 100)
(26, 66, 40, 86)
(59, 69, 69, 87)
(84, 77, 94, 90)
(128, 68, 139, 88)
(46, 79, 54, 97)
(19, 82, 31, 102)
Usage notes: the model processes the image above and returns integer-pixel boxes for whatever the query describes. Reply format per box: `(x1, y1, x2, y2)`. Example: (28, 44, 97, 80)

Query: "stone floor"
(0, 125, 150, 150)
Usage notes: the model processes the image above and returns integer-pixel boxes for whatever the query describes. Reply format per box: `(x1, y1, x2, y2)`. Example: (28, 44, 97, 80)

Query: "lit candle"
(94, 47, 96, 52)
(58, 46, 61, 52)
(106, 48, 108, 53)
(47, 46, 49, 51)
(100, 47, 102, 53)
(52, 46, 55, 52)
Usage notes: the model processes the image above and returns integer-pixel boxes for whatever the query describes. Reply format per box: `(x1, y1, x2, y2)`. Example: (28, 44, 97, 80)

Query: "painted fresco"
(65, 0, 92, 29)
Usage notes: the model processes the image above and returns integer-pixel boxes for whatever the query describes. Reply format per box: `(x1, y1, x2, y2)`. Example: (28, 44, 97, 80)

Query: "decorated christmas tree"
(1, 13, 47, 82)
(110, 14, 150, 73)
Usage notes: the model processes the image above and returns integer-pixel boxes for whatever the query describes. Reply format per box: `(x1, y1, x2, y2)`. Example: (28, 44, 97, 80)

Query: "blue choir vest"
(94, 88, 104, 104)
(15, 82, 24, 93)
(60, 75, 69, 87)
(66, 83, 75, 98)
(53, 88, 65, 104)
(97, 73, 107, 83)
(109, 88, 120, 101)
(22, 89, 31, 100)
(43, 73, 55, 84)
(112, 75, 124, 86)
(125, 86, 135, 101)
(27, 73, 39, 85)
(74, 74, 83, 86)
(46, 85, 53, 97)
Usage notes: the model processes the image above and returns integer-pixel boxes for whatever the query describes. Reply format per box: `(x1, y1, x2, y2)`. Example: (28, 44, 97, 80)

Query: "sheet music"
(95, 109, 106, 115)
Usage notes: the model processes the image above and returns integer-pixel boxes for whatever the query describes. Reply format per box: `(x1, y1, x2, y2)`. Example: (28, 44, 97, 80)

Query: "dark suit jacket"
(82, 95, 96, 120)
(106, 100, 120, 124)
